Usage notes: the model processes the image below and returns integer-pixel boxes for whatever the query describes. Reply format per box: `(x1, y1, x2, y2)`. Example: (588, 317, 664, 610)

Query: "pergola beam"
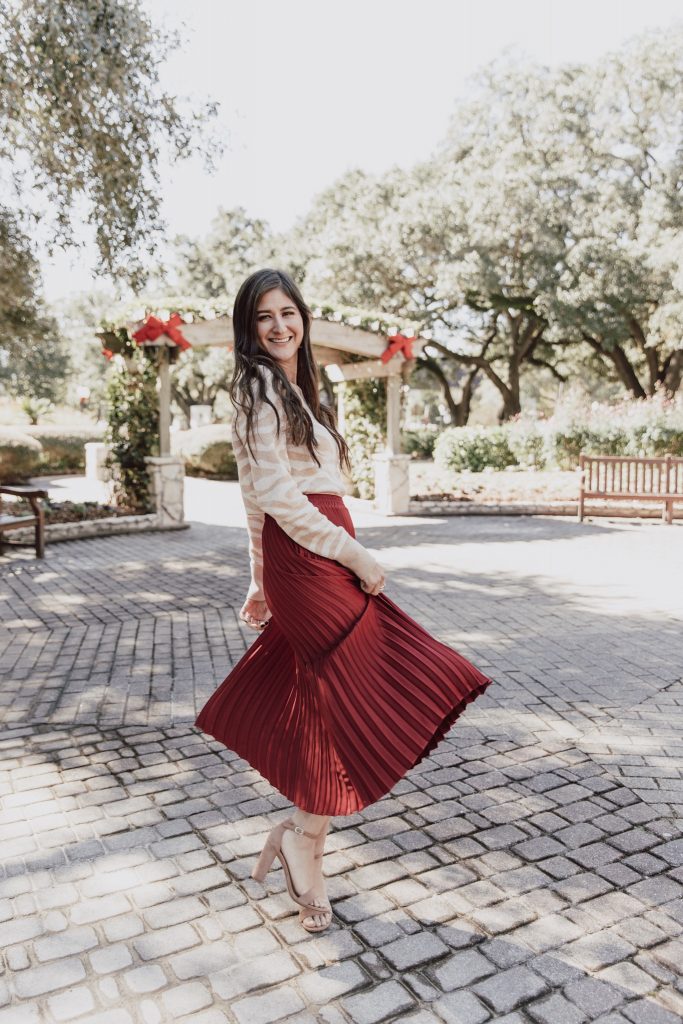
(155, 315, 428, 363)
(125, 310, 427, 515)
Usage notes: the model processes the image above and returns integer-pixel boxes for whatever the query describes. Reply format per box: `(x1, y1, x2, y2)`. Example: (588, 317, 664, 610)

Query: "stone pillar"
(85, 442, 111, 482)
(145, 455, 185, 527)
(372, 452, 411, 515)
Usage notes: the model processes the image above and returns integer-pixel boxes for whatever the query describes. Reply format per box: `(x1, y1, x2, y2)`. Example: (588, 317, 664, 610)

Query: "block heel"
(251, 817, 333, 932)
(251, 839, 277, 882)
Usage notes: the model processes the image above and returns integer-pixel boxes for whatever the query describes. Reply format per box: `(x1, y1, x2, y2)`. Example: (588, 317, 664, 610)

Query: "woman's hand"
(239, 597, 271, 631)
(360, 561, 386, 597)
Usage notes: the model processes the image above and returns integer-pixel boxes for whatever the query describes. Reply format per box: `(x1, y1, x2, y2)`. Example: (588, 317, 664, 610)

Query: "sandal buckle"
(294, 825, 304, 835)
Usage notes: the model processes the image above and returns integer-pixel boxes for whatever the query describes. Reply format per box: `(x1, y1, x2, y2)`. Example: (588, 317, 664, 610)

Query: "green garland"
(104, 346, 159, 512)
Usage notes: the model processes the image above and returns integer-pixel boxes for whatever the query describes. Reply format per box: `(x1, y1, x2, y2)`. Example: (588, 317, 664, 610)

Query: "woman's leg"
(280, 807, 332, 928)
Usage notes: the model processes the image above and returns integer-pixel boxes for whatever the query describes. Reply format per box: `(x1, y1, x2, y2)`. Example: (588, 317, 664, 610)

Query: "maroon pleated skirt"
(195, 493, 493, 815)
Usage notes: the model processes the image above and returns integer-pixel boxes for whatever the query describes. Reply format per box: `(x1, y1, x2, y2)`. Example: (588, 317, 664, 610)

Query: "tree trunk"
(663, 349, 683, 397)
(418, 355, 477, 426)
(582, 334, 647, 399)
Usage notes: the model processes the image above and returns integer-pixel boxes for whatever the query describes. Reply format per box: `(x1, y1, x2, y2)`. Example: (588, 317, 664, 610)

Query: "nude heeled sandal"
(251, 817, 332, 932)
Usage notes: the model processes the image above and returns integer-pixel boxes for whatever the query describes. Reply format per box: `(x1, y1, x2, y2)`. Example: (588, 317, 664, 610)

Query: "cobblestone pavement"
(1, 499, 682, 1024)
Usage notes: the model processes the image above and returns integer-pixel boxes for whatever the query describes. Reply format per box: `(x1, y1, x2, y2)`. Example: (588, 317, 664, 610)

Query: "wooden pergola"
(127, 311, 428, 456)
(126, 311, 430, 514)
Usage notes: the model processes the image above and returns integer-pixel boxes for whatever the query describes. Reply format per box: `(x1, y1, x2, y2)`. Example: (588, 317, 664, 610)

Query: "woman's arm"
(234, 371, 379, 582)
(245, 511, 265, 602)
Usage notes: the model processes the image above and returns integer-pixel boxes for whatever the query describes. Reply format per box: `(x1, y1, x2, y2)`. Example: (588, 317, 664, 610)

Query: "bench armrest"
(0, 486, 49, 499)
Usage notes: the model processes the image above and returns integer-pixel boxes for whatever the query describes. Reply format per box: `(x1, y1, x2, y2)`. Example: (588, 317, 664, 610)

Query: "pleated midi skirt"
(195, 493, 493, 815)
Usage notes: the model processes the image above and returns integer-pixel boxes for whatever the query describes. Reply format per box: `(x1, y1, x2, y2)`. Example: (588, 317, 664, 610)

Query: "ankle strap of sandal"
(283, 818, 325, 840)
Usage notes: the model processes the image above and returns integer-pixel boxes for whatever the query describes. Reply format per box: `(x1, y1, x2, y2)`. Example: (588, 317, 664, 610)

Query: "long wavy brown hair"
(230, 268, 351, 474)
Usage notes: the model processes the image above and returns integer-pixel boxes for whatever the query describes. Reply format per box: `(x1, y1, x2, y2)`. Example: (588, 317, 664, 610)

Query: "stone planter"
(145, 455, 185, 527)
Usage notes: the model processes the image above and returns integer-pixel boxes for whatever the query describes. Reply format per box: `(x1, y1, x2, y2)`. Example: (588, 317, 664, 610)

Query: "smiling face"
(255, 287, 305, 381)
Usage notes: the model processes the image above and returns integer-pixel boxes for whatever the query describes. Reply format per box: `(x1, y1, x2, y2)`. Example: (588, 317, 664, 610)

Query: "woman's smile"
(256, 286, 305, 378)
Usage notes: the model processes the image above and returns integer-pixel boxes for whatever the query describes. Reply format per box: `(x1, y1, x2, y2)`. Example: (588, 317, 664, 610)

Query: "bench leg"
(35, 511, 45, 558)
(665, 500, 673, 526)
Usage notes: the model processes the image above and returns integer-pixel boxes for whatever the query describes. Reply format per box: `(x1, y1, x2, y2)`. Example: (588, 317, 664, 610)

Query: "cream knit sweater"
(231, 366, 378, 603)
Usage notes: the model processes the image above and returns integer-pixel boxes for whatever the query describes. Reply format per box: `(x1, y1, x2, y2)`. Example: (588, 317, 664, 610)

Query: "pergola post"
(158, 346, 171, 457)
(372, 373, 411, 515)
(336, 381, 346, 434)
(147, 343, 184, 527)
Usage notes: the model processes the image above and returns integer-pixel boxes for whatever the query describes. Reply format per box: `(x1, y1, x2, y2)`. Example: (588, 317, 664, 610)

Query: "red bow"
(132, 313, 192, 350)
(102, 348, 114, 361)
(381, 332, 415, 364)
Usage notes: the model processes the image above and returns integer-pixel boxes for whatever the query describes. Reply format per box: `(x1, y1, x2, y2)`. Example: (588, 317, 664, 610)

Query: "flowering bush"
(434, 426, 517, 473)
(344, 390, 384, 499)
(402, 426, 439, 459)
(431, 388, 683, 472)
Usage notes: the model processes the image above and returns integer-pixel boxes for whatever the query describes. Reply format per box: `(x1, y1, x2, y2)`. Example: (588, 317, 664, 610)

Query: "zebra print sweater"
(231, 366, 379, 603)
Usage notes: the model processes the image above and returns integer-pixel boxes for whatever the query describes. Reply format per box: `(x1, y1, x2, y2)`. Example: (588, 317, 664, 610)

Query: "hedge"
(24, 426, 105, 474)
(0, 429, 44, 483)
(432, 407, 683, 474)
(171, 424, 238, 479)
(434, 426, 518, 473)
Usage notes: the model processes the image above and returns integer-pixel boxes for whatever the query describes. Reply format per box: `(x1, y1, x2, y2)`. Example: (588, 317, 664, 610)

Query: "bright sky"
(40, 0, 683, 302)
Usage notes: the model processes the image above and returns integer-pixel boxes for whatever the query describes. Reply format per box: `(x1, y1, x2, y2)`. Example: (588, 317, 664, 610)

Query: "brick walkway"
(1, 495, 682, 1024)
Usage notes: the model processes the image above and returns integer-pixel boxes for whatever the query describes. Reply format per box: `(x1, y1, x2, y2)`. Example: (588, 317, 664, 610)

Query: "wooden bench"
(578, 454, 683, 524)
(0, 485, 48, 557)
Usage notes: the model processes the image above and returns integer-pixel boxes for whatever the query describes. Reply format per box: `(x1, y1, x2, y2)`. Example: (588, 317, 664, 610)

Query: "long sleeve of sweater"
(232, 371, 379, 598)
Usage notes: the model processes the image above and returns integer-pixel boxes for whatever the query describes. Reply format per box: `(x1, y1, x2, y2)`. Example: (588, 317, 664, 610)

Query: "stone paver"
(1, 489, 682, 1022)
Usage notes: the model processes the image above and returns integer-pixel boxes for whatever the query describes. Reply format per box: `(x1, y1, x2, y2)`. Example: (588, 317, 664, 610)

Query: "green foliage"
(505, 419, 547, 469)
(24, 425, 104, 473)
(173, 207, 277, 300)
(434, 427, 518, 473)
(0, 428, 42, 482)
(172, 347, 233, 424)
(104, 355, 158, 511)
(172, 425, 237, 479)
(343, 388, 384, 499)
(435, 391, 683, 472)
(628, 425, 683, 458)
(20, 397, 53, 424)
(0, 0, 218, 286)
(402, 427, 439, 459)
(0, 209, 70, 404)
(288, 29, 683, 418)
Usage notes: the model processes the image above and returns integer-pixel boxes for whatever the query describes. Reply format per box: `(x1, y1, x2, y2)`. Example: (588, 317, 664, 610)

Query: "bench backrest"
(579, 454, 683, 496)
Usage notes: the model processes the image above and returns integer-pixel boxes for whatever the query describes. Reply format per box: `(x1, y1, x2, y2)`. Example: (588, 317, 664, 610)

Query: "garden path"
(0, 499, 682, 1024)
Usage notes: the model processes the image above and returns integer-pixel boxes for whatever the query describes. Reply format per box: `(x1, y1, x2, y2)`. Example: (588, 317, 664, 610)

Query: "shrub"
(627, 425, 683, 457)
(24, 425, 105, 474)
(172, 424, 238, 479)
(506, 420, 548, 469)
(105, 356, 159, 512)
(0, 429, 43, 483)
(402, 427, 439, 459)
(344, 412, 384, 499)
(434, 426, 518, 473)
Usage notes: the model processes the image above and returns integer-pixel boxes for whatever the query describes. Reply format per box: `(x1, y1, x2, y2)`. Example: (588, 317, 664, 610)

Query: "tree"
(541, 28, 683, 399)
(289, 164, 484, 423)
(0, 0, 219, 287)
(293, 31, 683, 417)
(172, 347, 233, 424)
(173, 207, 277, 301)
(0, 207, 69, 403)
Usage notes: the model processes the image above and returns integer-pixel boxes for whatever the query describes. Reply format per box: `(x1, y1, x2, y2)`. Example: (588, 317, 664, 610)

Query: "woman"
(195, 268, 493, 933)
